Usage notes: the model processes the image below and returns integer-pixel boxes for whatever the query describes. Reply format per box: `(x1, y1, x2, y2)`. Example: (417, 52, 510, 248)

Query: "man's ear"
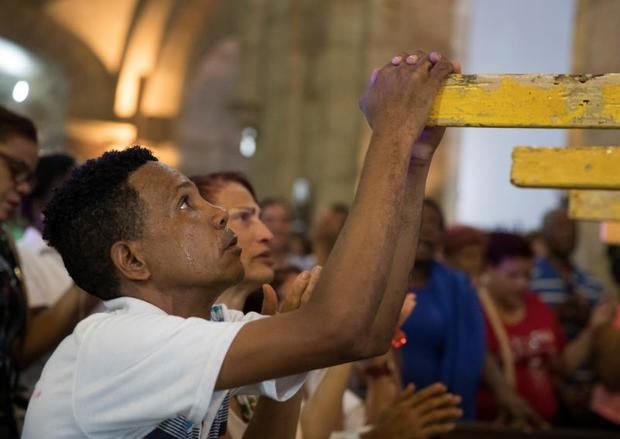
(110, 241, 151, 281)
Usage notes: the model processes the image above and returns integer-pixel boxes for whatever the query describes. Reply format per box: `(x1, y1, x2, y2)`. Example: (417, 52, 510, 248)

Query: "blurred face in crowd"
(261, 202, 292, 253)
(210, 182, 275, 286)
(486, 257, 533, 309)
(289, 233, 308, 257)
(0, 134, 38, 220)
(416, 203, 443, 262)
(445, 244, 485, 281)
(543, 209, 577, 259)
(313, 207, 347, 245)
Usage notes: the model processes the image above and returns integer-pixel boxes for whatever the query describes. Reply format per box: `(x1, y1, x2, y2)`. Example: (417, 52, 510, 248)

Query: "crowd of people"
(0, 49, 619, 438)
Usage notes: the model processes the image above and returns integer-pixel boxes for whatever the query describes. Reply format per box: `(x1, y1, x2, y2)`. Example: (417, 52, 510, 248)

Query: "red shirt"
(478, 293, 566, 422)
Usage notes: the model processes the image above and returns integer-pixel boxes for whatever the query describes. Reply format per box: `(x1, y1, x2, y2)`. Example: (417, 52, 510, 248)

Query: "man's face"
(129, 162, 244, 292)
(261, 204, 291, 253)
(211, 182, 274, 287)
(0, 135, 38, 220)
(545, 210, 577, 258)
(416, 205, 443, 262)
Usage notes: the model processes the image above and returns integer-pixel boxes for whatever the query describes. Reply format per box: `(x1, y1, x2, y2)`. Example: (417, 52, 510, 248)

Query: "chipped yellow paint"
(511, 146, 620, 189)
(429, 74, 620, 128)
(600, 222, 620, 244)
(569, 190, 620, 221)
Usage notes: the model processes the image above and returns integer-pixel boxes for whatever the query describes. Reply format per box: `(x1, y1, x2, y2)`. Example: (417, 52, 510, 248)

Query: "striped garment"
(145, 394, 230, 439)
(531, 256, 603, 307)
(145, 305, 232, 439)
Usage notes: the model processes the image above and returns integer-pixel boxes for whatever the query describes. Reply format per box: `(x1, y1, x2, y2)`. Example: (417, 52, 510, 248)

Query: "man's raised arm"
(216, 50, 455, 390)
(366, 51, 457, 349)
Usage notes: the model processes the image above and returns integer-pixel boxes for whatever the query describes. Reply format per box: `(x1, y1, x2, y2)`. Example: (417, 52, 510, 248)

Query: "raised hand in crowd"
(362, 383, 462, 439)
(262, 266, 321, 315)
(561, 296, 617, 375)
(242, 267, 321, 439)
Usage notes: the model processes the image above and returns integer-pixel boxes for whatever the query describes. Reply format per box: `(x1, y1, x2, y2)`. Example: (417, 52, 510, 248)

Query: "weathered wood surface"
(511, 146, 620, 189)
(569, 190, 620, 221)
(430, 74, 620, 128)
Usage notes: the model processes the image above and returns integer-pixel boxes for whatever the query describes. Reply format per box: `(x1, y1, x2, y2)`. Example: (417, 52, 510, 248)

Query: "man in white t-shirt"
(22, 49, 457, 438)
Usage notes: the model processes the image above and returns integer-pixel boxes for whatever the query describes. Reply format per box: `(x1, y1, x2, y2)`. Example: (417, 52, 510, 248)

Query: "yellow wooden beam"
(430, 74, 620, 128)
(511, 146, 620, 189)
(601, 222, 620, 244)
(569, 190, 620, 221)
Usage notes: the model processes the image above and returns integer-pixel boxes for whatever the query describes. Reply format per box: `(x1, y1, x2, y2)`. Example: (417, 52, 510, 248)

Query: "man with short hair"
(23, 50, 456, 438)
(532, 207, 603, 339)
(531, 207, 606, 426)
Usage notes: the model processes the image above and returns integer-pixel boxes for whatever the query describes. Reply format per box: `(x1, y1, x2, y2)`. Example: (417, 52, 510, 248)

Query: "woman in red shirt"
(477, 232, 613, 424)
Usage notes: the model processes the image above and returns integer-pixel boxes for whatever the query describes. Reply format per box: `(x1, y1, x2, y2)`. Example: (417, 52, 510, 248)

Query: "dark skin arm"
(242, 392, 303, 439)
(362, 383, 462, 439)
(367, 51, 457, 349)
(216, 51, 456, 390)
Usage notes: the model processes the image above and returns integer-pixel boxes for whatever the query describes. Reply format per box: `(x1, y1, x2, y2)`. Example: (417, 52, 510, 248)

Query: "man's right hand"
(358, 50, 455, 164)
(363, 383, 463, 439)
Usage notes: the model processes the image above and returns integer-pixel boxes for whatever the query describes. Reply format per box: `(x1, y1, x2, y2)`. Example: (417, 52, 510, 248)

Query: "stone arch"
(176, 37, 244, 176)
(0, 1, 116, 119)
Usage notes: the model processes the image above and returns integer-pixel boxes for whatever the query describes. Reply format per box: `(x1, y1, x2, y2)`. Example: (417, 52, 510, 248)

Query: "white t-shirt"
(22, 297, 305, 438)
(17, 227, 73, 308)
(16, 228, 77, 411)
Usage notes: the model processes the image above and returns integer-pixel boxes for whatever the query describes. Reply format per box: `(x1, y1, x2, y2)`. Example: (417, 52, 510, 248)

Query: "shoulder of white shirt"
(17, 227, 50, 256)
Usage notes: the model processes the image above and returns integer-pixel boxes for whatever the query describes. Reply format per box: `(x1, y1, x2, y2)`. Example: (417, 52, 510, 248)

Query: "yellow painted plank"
(569, 190, 620, 221)
(430, 74, 620, 128)
(600, 222, 620, 244)
(511, 146, 620, 189)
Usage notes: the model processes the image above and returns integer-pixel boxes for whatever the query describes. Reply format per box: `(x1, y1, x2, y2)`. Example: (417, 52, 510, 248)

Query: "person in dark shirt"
(0, 106, 39, 437)
(400, 198, 486, 420)
(0, 107, 90, 437)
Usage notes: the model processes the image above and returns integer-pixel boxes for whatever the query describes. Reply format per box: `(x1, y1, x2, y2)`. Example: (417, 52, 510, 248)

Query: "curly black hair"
(43, 146, 158, 300)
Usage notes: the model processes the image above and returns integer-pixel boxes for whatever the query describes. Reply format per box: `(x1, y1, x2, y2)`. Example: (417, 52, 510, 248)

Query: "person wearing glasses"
(0, 106, 90, 438)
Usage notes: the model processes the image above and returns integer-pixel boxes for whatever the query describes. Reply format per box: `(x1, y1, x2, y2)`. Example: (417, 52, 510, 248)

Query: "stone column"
(241, 0, 458, 213)
(571, 0, 620, 291)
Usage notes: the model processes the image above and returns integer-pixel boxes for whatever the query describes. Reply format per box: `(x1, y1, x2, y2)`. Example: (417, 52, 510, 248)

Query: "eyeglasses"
(0, 151, 35, 186)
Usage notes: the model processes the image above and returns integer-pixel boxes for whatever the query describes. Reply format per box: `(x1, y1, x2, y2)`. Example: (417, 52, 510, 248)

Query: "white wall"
(455, 0, 576, 230)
